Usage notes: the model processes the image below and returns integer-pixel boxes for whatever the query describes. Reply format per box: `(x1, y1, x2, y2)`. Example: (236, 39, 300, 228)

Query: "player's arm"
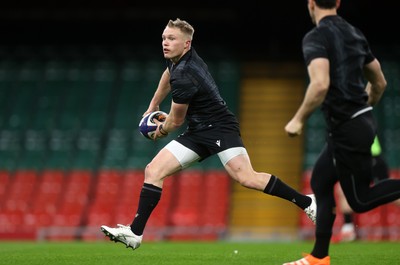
(144, 68, 171, 116)
(285, 58, 330, 137)
(154, 101, 188, 139)
(364, 59, 387, 106)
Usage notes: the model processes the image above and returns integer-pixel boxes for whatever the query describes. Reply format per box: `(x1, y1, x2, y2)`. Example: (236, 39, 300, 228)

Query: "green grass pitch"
(1, 240, 399, 265)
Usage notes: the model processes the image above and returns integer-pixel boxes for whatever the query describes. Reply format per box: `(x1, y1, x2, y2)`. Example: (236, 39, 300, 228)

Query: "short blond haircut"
(167, 18, 194, 40)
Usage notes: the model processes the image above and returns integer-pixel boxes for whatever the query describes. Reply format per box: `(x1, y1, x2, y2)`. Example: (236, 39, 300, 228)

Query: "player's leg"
(336, 114, 400, 212)
(285, 144, 337, 264)
(129, 144, 186, 234)
(335, 153, 394, 243)
(370, 155, 400, 206)
(308, 144, 338, 258)
(101, 140, 200, 250)
(372, 155, 390, 181)
(219, 147, 316, 223)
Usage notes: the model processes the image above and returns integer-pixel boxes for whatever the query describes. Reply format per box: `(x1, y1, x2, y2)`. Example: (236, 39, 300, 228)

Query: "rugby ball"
(138, 111, 168, 139)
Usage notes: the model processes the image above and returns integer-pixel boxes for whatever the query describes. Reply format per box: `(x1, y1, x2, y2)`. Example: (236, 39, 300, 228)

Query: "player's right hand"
(285, 119, 303, 137)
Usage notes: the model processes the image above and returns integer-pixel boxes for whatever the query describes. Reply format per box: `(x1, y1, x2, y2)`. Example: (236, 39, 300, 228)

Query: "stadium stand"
(0, 45, 236, 241)
(0, 44, 399, 242)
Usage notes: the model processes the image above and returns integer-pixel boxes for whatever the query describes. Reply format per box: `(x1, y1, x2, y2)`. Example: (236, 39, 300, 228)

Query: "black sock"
(130, 183, 162, 236)
(263, 175, 311, 209)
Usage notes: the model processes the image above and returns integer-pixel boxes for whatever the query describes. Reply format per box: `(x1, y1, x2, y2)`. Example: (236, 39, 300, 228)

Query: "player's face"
(162, 26, 190, 63)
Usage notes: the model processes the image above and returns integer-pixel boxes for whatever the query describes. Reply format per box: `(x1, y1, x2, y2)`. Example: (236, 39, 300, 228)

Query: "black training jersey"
(167, 48, 239, 131)
(302, 15, 375, 123)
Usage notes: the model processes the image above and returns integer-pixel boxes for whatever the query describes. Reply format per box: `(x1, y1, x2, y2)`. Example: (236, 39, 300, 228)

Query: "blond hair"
(167, 18, 195, 40)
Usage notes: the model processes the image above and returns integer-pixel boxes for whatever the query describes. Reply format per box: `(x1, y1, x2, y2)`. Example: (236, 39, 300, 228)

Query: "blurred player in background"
(284, 0, 400, 264)
(333, 135, 400, 243)
(100, 18, 317, 251)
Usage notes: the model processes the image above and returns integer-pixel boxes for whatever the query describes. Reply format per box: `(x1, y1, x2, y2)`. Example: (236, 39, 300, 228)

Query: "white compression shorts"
(165, 140, 248, 169)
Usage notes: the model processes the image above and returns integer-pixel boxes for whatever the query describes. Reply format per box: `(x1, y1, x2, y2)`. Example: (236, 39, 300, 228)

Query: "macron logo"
(216, 140, 221, 147)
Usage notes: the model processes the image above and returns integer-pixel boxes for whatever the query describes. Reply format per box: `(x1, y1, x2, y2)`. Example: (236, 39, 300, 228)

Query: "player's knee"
(236, 173, 261, 190)
(237, 177, 253, 188)
(144, 163, 162, 183)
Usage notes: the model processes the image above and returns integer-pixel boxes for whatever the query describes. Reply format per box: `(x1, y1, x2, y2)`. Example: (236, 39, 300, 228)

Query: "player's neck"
(315, 9, 337, 25)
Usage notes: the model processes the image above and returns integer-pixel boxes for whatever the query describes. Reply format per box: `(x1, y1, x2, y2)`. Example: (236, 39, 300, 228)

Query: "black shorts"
(175, 125, 245, 161)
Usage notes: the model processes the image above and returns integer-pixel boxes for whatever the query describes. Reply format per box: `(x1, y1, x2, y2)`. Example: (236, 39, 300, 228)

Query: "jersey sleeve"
(362, 41, 376, 65)
(302, 30, 329, 66)
(170, 72, 198, 104)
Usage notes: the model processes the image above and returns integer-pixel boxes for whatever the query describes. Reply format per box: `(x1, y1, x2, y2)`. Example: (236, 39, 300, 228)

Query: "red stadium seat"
(0, 170, 38, 239)
(355, 207, 385, 241)
(0, 170, 10, 204)
(45, 170, 93, 241)
(383, 203, 400, 241)
(26, 170, 65, 228)
(168, 170, 203, 227)
(2, 170, 38, 215)
(112, 170, 144, 225)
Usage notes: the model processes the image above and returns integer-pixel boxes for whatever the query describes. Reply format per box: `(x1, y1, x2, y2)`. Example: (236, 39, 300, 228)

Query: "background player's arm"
(285, 58, 330, 136)
(364, 59, 387, 106)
